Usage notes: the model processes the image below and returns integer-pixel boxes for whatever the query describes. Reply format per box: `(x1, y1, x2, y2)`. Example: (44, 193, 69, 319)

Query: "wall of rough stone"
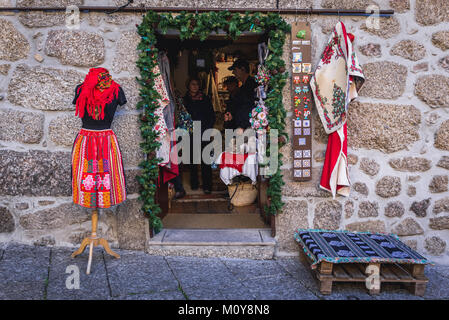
(0, 0, 448, 264)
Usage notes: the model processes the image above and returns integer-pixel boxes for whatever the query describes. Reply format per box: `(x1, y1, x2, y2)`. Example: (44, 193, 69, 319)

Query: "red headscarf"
(75, 67, 120, 120)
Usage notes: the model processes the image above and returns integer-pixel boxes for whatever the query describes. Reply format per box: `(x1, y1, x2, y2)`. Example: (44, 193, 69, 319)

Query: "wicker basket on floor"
(228, 181, 257, 207)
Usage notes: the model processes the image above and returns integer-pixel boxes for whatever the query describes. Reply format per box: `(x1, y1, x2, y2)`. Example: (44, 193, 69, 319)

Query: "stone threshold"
(146, 229, 276, 259)
(149, 228, 275, 246)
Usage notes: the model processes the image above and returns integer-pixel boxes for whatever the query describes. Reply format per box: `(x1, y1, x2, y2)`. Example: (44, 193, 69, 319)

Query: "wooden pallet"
(299, 248, 428, 296)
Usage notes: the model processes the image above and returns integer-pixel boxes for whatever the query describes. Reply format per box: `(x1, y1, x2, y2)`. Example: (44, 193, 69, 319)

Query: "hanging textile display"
(291, 22, 313, 182)
(310, 21, 365, 198)
(151, 63, 171, 166)
(250, 43, 270, 133)
(71, 67, 127, 209)
(156, 52, 179, 183)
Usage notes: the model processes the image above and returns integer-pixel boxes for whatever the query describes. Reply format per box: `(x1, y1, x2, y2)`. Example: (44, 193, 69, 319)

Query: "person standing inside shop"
(224, 59, 257, 131)
(223, 76, 239, 130)
(183, 77, 216, 194)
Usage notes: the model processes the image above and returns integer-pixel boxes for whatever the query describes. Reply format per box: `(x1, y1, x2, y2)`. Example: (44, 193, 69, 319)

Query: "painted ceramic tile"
(302, 63, 312, 73)
(293, 52, 302, 63)
(294, 160, 302, 168)
(292, 63, 302, 73)
(294, 169, 302, 177)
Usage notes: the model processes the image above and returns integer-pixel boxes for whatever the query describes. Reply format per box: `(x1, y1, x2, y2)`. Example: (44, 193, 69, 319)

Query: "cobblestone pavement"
(0, 243, 448, 300)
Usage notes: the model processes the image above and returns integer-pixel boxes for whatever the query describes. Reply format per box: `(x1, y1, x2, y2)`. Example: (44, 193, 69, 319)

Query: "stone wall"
(0, 0, 448, 264)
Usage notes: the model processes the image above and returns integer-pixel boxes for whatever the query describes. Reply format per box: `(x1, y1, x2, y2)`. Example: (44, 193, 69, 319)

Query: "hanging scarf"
(310, 22, 365, 198)
(75, 67, 120, 120)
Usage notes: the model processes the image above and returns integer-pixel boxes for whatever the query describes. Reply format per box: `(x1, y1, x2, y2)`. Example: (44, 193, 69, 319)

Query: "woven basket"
(228, 182, 258, 207)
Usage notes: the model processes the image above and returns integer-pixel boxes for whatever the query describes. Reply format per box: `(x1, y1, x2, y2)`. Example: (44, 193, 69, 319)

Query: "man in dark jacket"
(224, 59, 257, 131)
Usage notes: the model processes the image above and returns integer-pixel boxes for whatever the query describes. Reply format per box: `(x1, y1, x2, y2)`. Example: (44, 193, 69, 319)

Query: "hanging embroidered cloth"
(310, 22, 365, 198)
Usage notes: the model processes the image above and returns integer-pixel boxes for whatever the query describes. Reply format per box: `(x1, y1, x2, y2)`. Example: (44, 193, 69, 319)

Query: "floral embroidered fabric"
(310, 22, 365, 134)
(152, 64, 170, 141)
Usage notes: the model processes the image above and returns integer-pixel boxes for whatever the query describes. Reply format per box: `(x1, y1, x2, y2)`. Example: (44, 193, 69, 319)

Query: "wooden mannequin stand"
(71, 208, 120, 274)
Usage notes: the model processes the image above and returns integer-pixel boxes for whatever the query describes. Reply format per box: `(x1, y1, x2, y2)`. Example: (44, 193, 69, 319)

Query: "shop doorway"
(154, 32, 271, 230)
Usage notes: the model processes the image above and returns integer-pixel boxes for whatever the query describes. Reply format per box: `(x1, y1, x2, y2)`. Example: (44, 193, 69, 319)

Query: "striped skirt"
(71, 128, 126, 208)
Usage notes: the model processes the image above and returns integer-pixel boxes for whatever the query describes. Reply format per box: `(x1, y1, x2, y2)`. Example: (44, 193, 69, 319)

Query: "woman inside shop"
(183, 77, 216, 194)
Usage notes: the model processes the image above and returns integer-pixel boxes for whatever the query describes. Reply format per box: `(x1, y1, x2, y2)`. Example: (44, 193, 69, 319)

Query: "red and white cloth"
(310, 22, 365, 198)
(215, 152, 258, 185)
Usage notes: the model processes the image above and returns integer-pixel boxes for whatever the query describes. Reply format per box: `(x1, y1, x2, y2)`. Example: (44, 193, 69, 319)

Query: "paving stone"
(423, 266, 449, 299)
(432, 265, 449, 279)
(373, 283, 424, 300)
(321, 282, 376, 300)
(275, 257, 322, 293)
(0, 244, 50, 300)
(221, 258, 289, 281)
(166, 256, 240, 290)
(105, 250, 177, 297)
(183, 282, 257, 300)
(163, 229, 263, 244)
(46, 247, 110, 300)
(240, 274, 318, 300)
(114, 290, 186, 300)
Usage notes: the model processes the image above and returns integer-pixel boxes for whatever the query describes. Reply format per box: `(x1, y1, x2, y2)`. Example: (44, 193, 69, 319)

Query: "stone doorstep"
(149, 229, 275, 246)
(146, 229, 276, 259)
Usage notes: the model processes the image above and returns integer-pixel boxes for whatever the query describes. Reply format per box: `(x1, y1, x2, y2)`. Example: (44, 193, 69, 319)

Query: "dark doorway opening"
(155, 32, 271, 230)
